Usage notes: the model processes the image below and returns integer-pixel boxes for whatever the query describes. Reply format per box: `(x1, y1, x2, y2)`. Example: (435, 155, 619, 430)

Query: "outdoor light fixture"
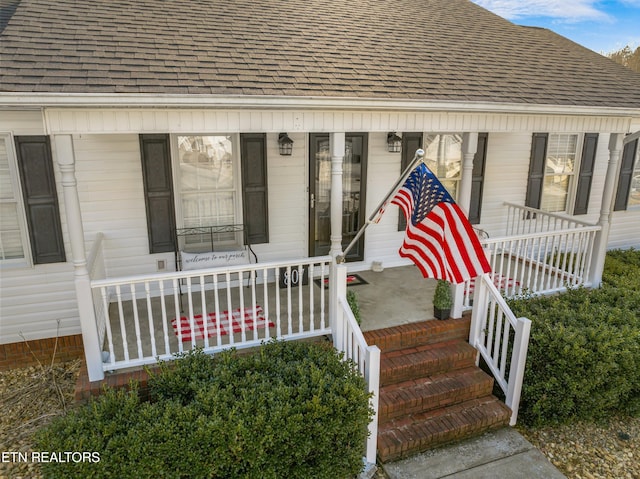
(387, 132, 402, 152)
(278, 133, 294, 156)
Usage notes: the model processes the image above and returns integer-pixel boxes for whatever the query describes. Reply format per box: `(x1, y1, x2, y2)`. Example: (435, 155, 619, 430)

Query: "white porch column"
(451, 132, 479, 318)
(329, 133, 346, 258)
(54, 135, 104, 382)
(589, 133, 624, 288)
(328, 133, 345, 336)
(458, 132, 478, 215)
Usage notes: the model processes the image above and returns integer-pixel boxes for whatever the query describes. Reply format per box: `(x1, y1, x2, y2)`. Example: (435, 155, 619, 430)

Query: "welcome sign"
(181, 250, 249, 270)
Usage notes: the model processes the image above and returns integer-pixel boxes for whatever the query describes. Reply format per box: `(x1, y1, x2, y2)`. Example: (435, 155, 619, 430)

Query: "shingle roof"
(2, 0, 640, 109)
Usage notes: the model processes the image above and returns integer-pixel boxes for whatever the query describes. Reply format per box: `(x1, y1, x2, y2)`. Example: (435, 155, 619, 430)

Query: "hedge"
(508, 249, 640, 426)
(36, 340, 373, 479)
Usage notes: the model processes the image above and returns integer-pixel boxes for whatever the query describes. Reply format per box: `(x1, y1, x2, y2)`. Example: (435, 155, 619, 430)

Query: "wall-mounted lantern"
(278, 133, 294, 156)
(387, 132, 402, 152)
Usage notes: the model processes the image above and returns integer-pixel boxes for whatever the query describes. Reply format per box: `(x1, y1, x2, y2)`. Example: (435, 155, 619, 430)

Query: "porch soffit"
(41, 106, 633, 136)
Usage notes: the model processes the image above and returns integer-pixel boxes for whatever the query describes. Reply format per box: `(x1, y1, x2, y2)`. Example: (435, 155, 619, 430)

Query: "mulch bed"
(0, 358, 81, 479)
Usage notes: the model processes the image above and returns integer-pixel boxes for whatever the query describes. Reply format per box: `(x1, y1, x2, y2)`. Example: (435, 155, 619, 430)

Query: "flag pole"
(337, 148, 425, 263)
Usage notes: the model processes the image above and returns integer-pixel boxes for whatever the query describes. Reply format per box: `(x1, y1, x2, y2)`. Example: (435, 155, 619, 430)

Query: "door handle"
(310, 193, 315, 209)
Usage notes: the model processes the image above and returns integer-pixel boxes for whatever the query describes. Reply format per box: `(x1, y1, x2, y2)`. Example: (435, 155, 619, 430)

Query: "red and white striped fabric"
(171, 305, 272, 342)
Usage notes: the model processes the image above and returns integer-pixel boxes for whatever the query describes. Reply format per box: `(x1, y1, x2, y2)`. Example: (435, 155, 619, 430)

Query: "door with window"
(309, 133, 367, 261)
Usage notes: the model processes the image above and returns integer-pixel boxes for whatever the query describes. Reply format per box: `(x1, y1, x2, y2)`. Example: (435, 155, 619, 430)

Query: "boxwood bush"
(35, 340, 373, 479)
(508, 249, 640, 426)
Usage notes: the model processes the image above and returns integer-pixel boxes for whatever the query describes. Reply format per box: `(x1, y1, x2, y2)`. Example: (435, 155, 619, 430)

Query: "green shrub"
(36, 341, 373, 479)
(509, 249, 640, 426)
(347, 289, 361, 325)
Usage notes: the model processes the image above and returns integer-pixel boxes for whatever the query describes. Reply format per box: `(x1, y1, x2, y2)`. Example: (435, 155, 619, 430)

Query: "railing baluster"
(250, 270, 258, 342)
(298, 265, 304, 334)
(263, 268, 270, 340)
(159, 281, 170, 355)
(213, 274, 222, 346)
(238, 271, 246, 343)
(275, 267, 282, 338)
(144, 281, 157, 358)
(129, 284, 144, 359)
(200, 274, 209, 349)
(186, 277, 196, 346)
(173, 279, 183, 353)
(115, 285, 129, 362)
(225, 272, 233, 345)
(500, 321, 510, 377)
(286, 266, 293, 335)
(320, 263, 326, 330)
(102, 287, 116, 366)
(309, 263, 315, 332)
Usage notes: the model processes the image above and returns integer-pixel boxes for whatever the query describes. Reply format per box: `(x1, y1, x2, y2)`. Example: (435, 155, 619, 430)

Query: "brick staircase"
(363, 316, 512, 463)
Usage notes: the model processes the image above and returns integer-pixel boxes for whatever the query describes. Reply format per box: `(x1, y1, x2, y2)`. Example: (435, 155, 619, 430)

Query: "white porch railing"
(469, 274, 531, 425)
(462, 203, 601, 308)
(90, 256, 332, 371)
(333, 264, 381, 467)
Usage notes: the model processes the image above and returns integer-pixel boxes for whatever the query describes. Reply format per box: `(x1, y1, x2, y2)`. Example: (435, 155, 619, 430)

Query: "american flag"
(390, 163, 490, 283)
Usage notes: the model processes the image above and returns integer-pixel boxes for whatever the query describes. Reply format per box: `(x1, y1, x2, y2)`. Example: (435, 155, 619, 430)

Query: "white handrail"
(333, 265, 380, 467)
(469, 274, 531, 425)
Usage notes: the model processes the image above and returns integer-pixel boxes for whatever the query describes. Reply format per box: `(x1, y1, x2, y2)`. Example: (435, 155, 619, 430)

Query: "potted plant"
(433, 279, 452, 320)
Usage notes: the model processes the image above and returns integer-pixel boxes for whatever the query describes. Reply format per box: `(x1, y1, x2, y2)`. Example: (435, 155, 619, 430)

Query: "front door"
(309, 133, 367, 261)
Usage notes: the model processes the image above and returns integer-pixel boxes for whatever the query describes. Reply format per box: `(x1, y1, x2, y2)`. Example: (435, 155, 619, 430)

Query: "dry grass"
(0, 334, 81, 479)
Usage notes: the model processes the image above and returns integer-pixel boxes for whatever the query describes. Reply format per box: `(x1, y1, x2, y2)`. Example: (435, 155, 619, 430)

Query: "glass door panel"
(309, 134, 367, 261)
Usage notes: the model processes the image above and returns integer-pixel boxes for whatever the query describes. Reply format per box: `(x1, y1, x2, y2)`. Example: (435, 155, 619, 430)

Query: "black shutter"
(573, 133, 598, 215)
(525, 133, 548, 209)
(240, 133, 269, 244)
(14, 136, 66, 264)
(469, 133, 488, 224)
(614, 138, 639, 211)
(139, 134, 176, 253)
(398, 133, 423, 231)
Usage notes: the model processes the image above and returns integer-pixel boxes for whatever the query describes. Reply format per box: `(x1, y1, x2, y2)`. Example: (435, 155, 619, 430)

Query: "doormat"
(314, 273, 369, 289)
(171, 305, 273, 342)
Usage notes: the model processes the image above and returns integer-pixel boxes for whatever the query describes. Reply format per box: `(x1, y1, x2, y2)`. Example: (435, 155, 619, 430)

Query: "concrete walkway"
(381, 427, 566, 479)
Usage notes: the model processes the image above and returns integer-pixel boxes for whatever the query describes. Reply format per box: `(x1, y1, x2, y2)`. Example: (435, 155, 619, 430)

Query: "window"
(614, 137, 639, 211)
(541, 134, 578, 212)
(423, 134, 462, 200)
(526, 133, 597, 215)
(175, 135, 239, 245)
(140, 133, 269, 254)
(0, 135, 29, 264)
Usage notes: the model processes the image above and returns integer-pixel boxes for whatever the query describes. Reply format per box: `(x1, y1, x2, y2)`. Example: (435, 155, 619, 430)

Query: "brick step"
(380, 339, 477, 386)
(378, 367, 494, 424)
(377, 396, 512, 463)
(364, 316, 471, 353)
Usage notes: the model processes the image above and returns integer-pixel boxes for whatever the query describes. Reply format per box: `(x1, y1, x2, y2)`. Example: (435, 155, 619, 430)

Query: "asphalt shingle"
(1, 0, 640, 108)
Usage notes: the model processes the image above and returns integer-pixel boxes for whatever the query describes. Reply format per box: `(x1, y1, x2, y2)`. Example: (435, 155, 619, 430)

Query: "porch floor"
(347, 265, 437, 332)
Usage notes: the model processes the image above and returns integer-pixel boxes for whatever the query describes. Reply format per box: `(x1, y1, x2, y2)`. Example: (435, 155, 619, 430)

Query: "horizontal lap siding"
(253, 133, 307, 261)
(0, 263, 78, 344)
(363, 133, 411, 268)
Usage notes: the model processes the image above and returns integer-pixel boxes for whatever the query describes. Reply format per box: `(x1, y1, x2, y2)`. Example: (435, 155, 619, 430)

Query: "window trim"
(0, 132, 32, 268)
(171, 134, 245, 246)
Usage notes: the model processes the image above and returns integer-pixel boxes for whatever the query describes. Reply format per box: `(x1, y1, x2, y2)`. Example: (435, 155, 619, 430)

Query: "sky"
(471, 0, 640, 54)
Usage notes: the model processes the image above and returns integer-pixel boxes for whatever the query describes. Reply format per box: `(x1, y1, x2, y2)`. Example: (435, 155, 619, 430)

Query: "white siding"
(362, 132, 411, 268)
(0, 110, 45, 135)
(0, 113, 78, 345)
